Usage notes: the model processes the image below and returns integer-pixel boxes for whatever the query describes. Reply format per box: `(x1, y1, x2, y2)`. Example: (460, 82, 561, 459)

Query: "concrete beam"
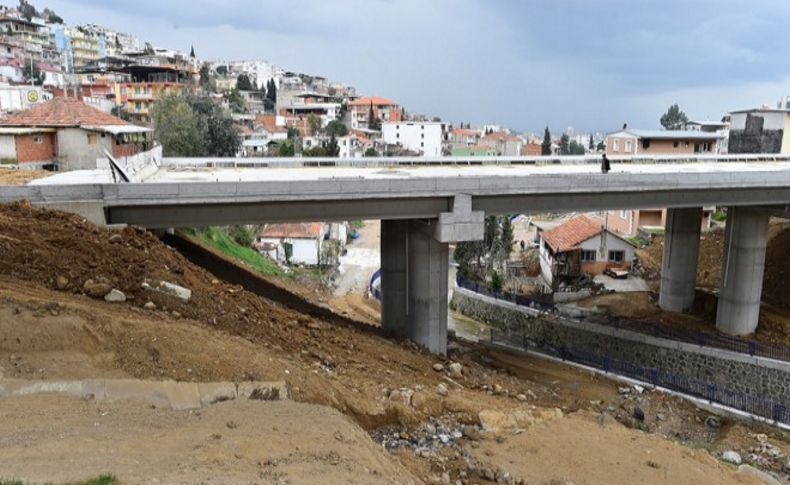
(716, 207, 770, 335)
(659, 207, 703, 313)
(434, 194, 485, 243)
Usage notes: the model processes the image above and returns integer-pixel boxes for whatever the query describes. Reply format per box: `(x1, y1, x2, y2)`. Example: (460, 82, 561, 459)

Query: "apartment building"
(348, 96, 402, 130)
(381, 121, 443, 156)
(605, 128, 722, 156)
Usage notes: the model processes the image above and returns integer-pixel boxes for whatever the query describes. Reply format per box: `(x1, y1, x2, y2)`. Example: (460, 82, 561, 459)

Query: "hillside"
(0, 202, 787, 483)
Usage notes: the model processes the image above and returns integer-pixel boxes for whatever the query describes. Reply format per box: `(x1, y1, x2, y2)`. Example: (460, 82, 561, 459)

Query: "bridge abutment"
(659, 207, 703, 313)
(716, 207, 770, 335)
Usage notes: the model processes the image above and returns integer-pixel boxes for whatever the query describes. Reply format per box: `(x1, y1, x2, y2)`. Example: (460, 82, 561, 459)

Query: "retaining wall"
(451, 287, 790, 404)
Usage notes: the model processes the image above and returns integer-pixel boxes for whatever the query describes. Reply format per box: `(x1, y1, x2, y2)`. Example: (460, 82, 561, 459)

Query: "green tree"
(151, 94, 204, 156)
(216, 65, 228, 76)
(660, 104, 688, 130)
(226, 87, 245, 113)
(454, 215, 513, 282)
(189, 45, 195, 58)
(559, 133, 570, 155)
(199, 63, 216, 93)
(325, 119, 347, 137)
(22, 61, 44, 86)
(188, 95, 240, 156)
(363, 147, 378, 157)
(367, 102, 380, 130)
(18, 0, 36, 21)
(541, 126, 552, 155)
(287, 126, 300, 140)
(306, 113, 322, 136)
(265, 79, 277, 108)
(236, 73, 253, 91)
(569, 140, 585, 155)
(143, 42, 155, 55)
(589, 134, 594, 151)
(596, 141, 605, 151)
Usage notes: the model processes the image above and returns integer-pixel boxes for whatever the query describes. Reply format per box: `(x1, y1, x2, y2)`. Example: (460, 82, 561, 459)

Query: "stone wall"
(451, 288, 790, 405)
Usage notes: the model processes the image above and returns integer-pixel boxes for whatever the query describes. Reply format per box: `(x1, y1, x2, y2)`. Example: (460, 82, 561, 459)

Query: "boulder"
(432, 363, 444, 372)
(448, 362, 463, 378)
(83, 279, 112, 298)
(55, 275, 69, 290)
(104, 289, 126, 303)
(721, 451, 742, 465)
(436, 383, 448, 397)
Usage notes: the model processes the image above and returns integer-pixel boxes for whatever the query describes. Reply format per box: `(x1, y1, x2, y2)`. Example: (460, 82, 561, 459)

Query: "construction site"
(1, 165, 790, 484)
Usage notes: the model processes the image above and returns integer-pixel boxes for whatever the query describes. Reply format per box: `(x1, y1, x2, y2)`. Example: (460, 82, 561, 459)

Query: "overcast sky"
(35, 0, 790, 133)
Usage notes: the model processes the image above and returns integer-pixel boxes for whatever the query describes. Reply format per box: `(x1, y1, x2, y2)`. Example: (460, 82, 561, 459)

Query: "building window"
(625, 140, 632, 152)
(673, 141, 679, 148)
(421, 133, 424, 139)
(620, 209, 627, 218)
(396, 133, 400, 139)
(32, 135, 43, 144)
(87, 133, 97, 145)
(608, 250, 625, 263)
(612, 139, 620, 152)
(421, 142, 424, 148)
(581, 250, 596, 262)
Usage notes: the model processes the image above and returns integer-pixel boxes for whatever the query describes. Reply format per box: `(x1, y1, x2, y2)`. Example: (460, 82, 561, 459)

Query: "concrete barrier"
(0, 378, 287, 410)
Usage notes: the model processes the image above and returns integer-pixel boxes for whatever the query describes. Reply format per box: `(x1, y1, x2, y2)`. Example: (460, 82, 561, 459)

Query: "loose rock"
(83, 279, 112, 298)
(721, 450, 742, 465)
(436, 383, 448, 397)
(104, 289, 126, 303)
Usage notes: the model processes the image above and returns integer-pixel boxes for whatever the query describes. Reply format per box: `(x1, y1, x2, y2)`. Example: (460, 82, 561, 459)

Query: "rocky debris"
(633, 407, 645, 422)
(83, 279, 112, 299)
(432, 363, 444, 372)
(436, 383, 448, 397)
(736, 464, 783, 485)
(721, 450, 742, 465)
(516, 393, 528, 402)
(104, 289, 126, 303)
(108, 233, 123, 244)
(143, 301, 157, 310)
(371, 417, 465, 453)
(55, 275, 69, 290)
(478, 407, 563, 432)
(142, 280, 192, 302)
(747, 433, 785, 470)
(388, 388, 414, 407)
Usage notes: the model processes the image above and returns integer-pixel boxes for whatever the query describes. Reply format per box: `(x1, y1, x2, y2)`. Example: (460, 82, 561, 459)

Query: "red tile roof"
(348, 96, 398, 107)
(0, 97, 130, 127)
(540, 215, 603, 252)
(258, 223, 323, 239)
(451, 128, 480, 137)
(481, 131, 522, 142)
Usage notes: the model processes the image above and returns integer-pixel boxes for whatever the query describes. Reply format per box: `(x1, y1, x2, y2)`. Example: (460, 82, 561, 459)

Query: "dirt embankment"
(2, 201, 789, 484)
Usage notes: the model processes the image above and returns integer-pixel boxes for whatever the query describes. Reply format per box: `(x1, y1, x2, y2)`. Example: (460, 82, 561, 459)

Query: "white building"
(0, 83, 52, 114)
(255, 222, 325, 266)
(381, 121, 443, 157)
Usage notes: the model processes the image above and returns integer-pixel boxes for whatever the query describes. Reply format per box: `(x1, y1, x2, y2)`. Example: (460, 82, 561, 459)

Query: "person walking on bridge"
(601, 153, 611, 174)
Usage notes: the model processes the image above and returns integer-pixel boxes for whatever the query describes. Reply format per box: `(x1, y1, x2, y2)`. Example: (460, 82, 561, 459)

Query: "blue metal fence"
(490, 328, 790, 425)
(457, 275, 790, 363)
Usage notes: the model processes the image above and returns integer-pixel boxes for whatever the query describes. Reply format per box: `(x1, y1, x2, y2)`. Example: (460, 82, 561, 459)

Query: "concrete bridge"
(4, 153, 790, 354)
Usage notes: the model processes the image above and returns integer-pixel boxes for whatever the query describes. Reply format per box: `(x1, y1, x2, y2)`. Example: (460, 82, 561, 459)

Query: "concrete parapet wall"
(451, 288, 790, 404)
(0, 378, 288, 411)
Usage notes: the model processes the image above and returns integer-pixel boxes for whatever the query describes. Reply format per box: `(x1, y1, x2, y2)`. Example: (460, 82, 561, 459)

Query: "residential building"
(114, 81, 185, 124)
(255, 223, 325, 266)
(605, 129, 722, 156)
(381, 121, 443, 156)
(538, 215, 635, 289)
(348, 96, 402, 130)
(479, 131, 523, 156)
(728, 107, 790, 154)
(596, 208, 712, 238)
(0, 97, 154, 170)
(0, 14, 49, 51)
(447, 127, 481, 147)
(520, 141, 542, 156)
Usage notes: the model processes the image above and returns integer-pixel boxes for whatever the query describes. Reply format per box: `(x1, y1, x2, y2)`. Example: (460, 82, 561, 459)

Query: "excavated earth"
(0, 201, 788, 484)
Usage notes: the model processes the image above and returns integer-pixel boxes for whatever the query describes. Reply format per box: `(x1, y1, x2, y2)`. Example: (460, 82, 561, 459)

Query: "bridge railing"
(457, 276, 790, 363)
(160, 153, 790, 170)
(490, 328, 790, 425)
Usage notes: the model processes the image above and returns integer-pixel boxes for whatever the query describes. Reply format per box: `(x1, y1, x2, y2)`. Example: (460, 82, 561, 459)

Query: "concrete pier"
(716, 207, 770, 335)
(659, 207, 703, 313)
(380, 219, 409, 338)
(380, 219, 449, 354)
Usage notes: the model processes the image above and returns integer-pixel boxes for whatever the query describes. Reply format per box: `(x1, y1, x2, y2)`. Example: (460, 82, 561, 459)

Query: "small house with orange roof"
(538, 215, 634, 288)
(0, 97, 153, 170)
(255, 222, 326, 266)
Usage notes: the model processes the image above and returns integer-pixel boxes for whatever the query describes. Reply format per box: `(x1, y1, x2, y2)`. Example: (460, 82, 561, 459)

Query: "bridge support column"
(381, 219, 409, 338)
(716, 207, 769, 335)
(407, 219, 450, 355)
(659, 207, 702, 313)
